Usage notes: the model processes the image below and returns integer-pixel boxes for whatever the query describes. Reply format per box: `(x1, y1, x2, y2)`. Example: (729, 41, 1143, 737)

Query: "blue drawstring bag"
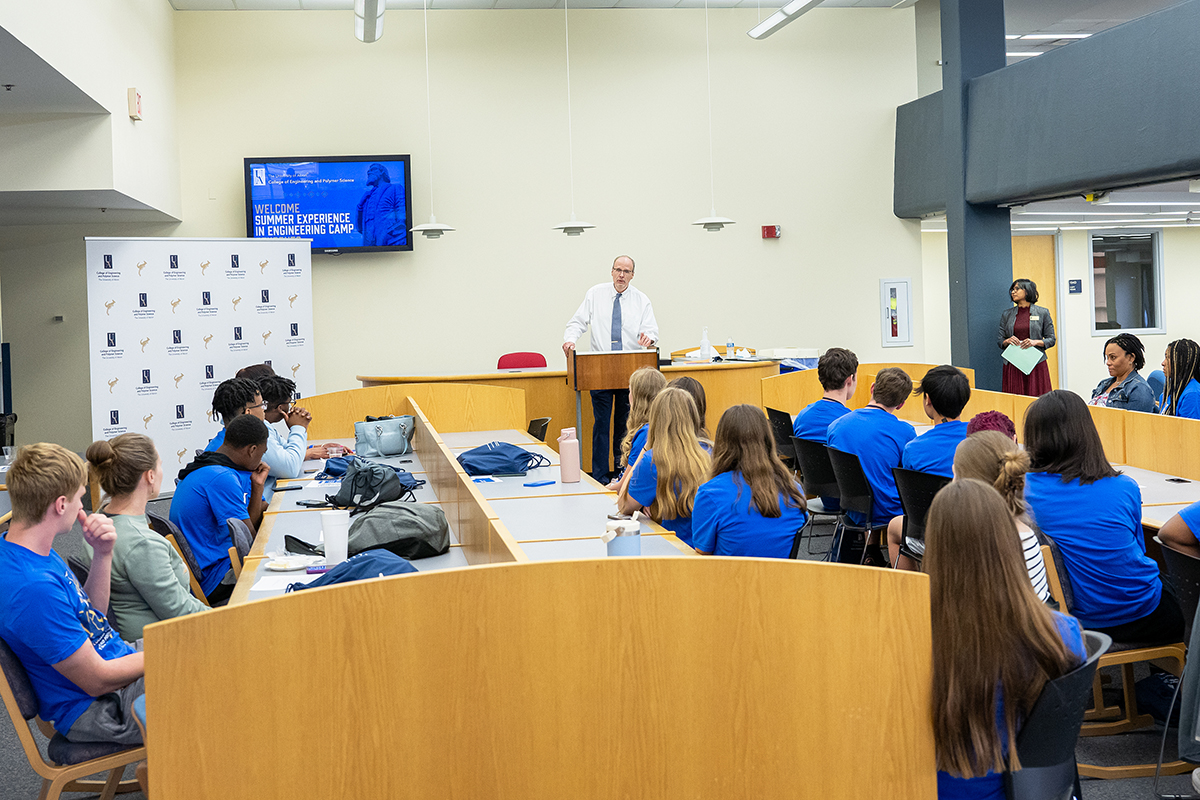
(315, 455, 355, 479)
(456, 441, 551, 476)
(285, 550, 417, 592)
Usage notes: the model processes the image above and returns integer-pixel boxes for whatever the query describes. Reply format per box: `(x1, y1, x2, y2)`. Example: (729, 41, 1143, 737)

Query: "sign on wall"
(85, 238, 315, 470)
(880, 278, 913, 348)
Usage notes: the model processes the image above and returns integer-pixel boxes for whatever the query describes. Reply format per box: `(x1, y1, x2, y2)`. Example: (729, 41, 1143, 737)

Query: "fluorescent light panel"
(1022, 33, 1090, 39)
(1007, 51, 1040, 57)
(747, 0, 822, 40)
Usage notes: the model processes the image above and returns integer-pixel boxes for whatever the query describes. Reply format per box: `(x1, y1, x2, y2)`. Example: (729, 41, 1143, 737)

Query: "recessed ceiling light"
(1005, 34, 1021, 39)
(1022, 33, 1090, 39)
(1006, 52, 1041, 58)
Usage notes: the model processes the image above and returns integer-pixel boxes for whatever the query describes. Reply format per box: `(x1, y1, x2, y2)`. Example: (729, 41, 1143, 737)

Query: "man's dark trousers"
(590, 389, 629, 482)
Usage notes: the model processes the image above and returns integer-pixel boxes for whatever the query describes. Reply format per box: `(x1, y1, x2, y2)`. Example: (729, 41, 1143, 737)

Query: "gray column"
(941, 0, 1010, 390)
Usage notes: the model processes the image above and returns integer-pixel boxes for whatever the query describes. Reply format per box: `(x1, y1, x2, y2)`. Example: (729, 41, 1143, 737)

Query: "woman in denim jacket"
(1090, 333, 1155, 412)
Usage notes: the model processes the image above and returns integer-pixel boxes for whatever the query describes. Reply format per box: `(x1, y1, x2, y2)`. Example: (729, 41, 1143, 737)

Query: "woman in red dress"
(998, 278, 1055, 396)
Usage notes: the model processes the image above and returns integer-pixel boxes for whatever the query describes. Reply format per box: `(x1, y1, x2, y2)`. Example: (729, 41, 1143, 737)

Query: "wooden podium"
(567, 349, 660, 445)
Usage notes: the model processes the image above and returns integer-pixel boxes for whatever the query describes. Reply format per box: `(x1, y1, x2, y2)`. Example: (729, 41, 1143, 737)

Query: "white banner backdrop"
(86, 238, 315, 471)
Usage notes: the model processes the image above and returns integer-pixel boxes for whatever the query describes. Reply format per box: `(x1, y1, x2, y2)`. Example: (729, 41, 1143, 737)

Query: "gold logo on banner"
(288, 294, 298, 308)
(205, 410, 215, 423)
(262, 331, 272, 345)
(232, 296, 242, 310)
(104, 300, 117, 316)
(140, 337, 150, 353)
(174, 373, 184, 388)
(107, 378, 119, 394)
(200, 260, 210, 275)
(136, 261, 147, 276)
(176, 448, 187, 463)
(203, 334, 213, 349)
(171, 298, 182, 313)
(259, 260, 269, 274)
(291, 363, 301, 378)
(142, 414, 153, 429)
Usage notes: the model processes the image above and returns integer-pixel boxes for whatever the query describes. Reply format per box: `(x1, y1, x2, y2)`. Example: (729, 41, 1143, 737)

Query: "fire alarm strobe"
(761, 225, 781, 239)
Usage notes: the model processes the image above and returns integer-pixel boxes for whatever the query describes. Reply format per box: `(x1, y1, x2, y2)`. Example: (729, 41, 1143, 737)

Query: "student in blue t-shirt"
(1158, 339, 1200, 419)
(886, 364, 971, 570)
(204, 376, 266, 451)
(618, 388, 711, 547)
(792, 347, 858, 444)
(171, 414, 271, 606)
(1159, 501, 1200, 560)
(825, 367, 916, 531)
(0, 443, 145, 745)
(925, 479, 1085, 800)
(611, 367, 666, 491)
(692, 405, 808, 558)
(1024, 390, 1183, 644)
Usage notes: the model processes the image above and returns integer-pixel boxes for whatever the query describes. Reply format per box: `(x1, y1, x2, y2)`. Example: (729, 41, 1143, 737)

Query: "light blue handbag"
(354, 415, 415, 457)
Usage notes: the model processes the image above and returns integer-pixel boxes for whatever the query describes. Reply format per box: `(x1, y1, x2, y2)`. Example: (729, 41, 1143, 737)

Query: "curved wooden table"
(358, 361, 779, 466)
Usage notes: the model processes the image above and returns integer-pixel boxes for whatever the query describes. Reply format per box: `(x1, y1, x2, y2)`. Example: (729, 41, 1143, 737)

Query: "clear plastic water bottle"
(726, 335, 735, 356)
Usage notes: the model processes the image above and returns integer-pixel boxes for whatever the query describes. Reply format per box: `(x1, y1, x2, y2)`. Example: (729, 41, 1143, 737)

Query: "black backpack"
(326, 458, 404, 515)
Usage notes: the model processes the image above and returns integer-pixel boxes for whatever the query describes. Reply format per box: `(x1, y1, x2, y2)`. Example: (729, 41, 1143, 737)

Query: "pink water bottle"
(558, 427, 581, 483)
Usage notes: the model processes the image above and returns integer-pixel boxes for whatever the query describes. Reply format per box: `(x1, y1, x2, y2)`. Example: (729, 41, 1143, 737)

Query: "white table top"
(489, 493, 663, 542)
(439, 429, 541, 449)
(520, 535, 692, 561)
(469, 466, 609, 500)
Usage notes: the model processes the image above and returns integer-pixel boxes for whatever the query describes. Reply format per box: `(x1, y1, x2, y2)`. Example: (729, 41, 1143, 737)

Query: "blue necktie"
(611, 293, 623, 351)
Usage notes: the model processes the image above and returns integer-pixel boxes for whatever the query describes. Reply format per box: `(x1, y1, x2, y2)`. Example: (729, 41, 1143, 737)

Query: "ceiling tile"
(169, 0, 238, 9)
(232, 0, 303, 8)
(300, 0, 354, 8)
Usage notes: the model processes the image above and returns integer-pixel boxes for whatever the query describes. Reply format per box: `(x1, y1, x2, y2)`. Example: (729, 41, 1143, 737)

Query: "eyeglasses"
(612, 268, 633, 277)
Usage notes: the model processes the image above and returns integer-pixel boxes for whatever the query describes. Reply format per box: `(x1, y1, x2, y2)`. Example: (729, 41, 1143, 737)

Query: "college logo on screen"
(234, 327, 242, 341)
(176, 404, 185, 420)
(170, 255, 179, 269)
(252, 167, 266, 187)
(202, 291, 211, 306)
(106, 333, 117, 348)
(173, 330, 182, 344)
(205, 365, 214, 379)
(288, 254, 295, 267)
(142, 369, 151, 384)
(103, 255, 113, 269)
(138, 293, 148, 308)
(110, 411, 120, 425)
(290, 323, 298, 337)
(231, 255, 239, 269)
(261, 289, 269, 304)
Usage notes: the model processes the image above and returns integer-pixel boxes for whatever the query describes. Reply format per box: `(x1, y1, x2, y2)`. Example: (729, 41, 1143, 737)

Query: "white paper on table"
(250, 573, 318, 593)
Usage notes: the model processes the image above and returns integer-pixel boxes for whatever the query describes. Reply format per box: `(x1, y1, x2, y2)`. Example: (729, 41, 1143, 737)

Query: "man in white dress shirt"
(563, 255, 659, 481)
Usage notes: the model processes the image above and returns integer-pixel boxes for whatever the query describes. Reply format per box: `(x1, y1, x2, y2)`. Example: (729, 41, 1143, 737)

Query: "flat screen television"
(244, 155, 413, 254)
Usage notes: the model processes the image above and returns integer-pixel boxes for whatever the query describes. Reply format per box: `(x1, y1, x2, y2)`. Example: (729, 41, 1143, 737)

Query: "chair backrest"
(1147, 369, 1166, 402)
(497, 352, 547, 370)
(891, 468, 951, 546)
(226, 518, 253, 562)
(146, 510, 202, 578)
(527, 417, 551, 443)
(1032, 527, 1074, 614)
(826, 447, 874, 521)
(791, 437, 839, 500)
(1004, 631, 1111, 800)
(0, 636, 38, 722)
(1156, 537, 1200, 641)
(66, 553, 91, 587)
(764, 408, 796, 463)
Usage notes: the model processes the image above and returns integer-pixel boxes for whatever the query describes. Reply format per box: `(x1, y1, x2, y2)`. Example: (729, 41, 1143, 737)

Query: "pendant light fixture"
(410, 0, 455, 239)
(552, 0, 595, 236)
(692, 0, 735, 233)
(354, 0, 385, 43)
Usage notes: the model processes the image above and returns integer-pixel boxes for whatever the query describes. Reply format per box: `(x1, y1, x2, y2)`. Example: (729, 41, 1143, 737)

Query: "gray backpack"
(285, 501, 450, 560)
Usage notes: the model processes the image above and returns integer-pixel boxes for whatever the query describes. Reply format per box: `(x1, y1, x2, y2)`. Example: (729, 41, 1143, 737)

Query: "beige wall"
(173, 8, 923, 395)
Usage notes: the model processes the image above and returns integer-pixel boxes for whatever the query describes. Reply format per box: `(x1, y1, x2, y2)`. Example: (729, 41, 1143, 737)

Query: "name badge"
(1030, 315, 1040, 320)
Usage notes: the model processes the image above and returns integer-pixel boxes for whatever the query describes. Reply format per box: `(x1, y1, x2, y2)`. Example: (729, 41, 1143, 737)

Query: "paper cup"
(321, 509, 350, 566)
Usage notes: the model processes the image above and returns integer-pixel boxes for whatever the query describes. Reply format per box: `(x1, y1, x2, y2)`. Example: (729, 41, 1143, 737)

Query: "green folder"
(1002, 344, 1043, 376)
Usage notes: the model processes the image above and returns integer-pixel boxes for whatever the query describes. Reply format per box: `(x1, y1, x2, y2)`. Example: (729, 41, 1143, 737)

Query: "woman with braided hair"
(1089, 332, 1155, 412)
(1159, 339, 1200, 419)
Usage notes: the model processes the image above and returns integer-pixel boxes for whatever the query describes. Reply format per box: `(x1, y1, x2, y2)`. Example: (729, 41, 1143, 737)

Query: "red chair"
(497, 352, 547, 369)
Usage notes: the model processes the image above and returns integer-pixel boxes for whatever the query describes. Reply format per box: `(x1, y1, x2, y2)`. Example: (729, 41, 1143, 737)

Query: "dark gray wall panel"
(893, 91, 944, 219)
(965, 0, 1200, 206)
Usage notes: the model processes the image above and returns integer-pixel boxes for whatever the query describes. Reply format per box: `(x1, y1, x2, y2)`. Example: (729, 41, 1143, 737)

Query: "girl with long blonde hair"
(617, 388, 710, 546)
(924, 479, 1083, 797)
(690, 405, 807, 558)
(952, 431, 1049, 603)
(611, 367, 666, 490)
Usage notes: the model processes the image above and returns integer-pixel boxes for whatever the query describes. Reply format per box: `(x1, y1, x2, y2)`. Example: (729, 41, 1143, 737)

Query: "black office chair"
(66, 554, 90, 587)
(890, 467, 951, 568)
(791, 436, 842, 556)
(764, 407, 796, 471)
(527, 417, 551, 443)
(825, 447, 886, 566)
(1156, 536, 1200, 642)
(226, 518, 255, 579)
(146, 510, 211, 607)
(1004, 631, 1110, 800)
